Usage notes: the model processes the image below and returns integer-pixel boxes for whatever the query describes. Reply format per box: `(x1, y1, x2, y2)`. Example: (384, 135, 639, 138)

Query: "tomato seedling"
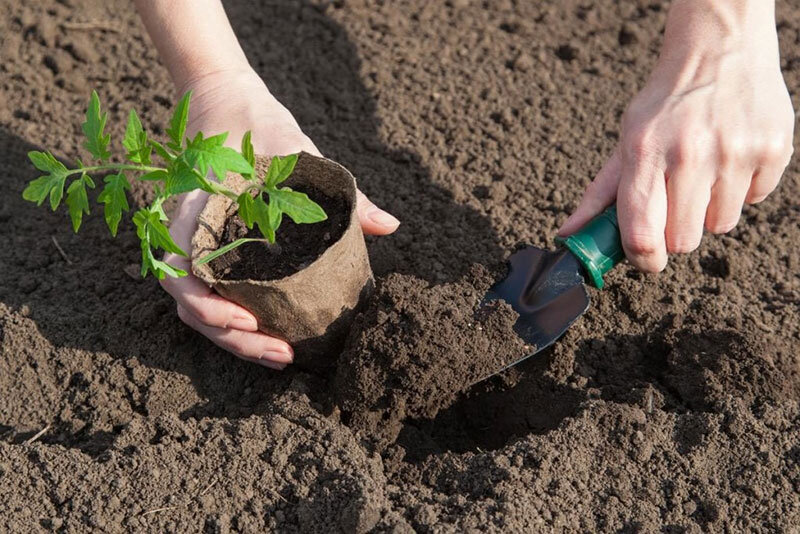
(23, 91, 327, 278)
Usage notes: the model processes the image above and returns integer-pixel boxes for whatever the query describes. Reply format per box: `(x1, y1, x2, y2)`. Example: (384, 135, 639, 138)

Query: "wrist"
(663, 0, 777, 57)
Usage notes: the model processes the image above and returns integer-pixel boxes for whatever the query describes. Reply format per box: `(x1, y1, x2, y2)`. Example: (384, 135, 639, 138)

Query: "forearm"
(133, 0, 250, 91)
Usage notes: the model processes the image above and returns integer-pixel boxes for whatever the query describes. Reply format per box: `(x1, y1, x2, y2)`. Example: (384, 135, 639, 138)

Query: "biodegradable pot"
(191, 152, 374, 368)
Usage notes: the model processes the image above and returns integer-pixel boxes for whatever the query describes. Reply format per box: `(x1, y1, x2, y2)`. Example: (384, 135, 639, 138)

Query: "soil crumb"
(210, 187, 349, 281)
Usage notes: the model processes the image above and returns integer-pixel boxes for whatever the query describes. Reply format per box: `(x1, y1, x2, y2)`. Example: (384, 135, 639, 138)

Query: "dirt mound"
(1, 0, 800, 531)
(335, 267, 528, 448)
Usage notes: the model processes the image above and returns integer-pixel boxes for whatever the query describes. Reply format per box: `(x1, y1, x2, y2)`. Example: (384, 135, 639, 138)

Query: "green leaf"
(237, 192, 255, 228)
(164, 161, 213, 196)
(65, 174, 95, 232)
(269, 188, 327, 224)
(123, 109, 151, 164)
(81, 90, 111, 161)
(139, 241, 187, 279)
(264, 154, 298, 189)
(140, 170, 169, 181)
(194, 238, 268, 266)
(241, 131, 255, 180)
(97, 172, 130, 236)
(24, 151, 69, 209)
(133, 208, 187, 257)
(267, 197, 283, 230)
(252, 196, 276, 243)
(184, 132, 253, 181)
(166, 91, 191, 152)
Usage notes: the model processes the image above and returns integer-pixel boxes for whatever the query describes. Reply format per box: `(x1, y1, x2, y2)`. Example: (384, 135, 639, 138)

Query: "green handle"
(555, 205, 624, 289)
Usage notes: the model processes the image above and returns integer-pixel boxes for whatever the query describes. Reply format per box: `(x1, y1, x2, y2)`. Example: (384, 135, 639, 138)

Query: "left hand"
(558, 0, 794, 272)
(159, 67, 400, 369)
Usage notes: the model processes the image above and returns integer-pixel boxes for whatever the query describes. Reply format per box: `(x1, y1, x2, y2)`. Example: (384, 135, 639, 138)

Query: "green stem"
(67, 163, 163, 176)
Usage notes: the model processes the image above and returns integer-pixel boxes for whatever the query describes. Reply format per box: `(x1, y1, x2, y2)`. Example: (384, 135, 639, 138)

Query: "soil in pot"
(209, 188, 350, 281)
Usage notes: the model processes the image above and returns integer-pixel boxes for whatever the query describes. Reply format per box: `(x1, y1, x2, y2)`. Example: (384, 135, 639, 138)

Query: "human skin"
(558, 0, 794, 272)
(134, 0, 400, 370)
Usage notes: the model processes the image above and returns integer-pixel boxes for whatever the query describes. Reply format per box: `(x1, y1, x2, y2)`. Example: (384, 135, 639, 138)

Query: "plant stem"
(67, 163, 242, 202)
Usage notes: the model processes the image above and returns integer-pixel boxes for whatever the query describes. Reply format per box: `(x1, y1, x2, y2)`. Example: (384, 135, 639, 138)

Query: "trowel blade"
(479, 246, 590, 380)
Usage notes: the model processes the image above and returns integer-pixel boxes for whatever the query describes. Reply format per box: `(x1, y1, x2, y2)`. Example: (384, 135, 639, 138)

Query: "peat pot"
(191, 152, 374, 368)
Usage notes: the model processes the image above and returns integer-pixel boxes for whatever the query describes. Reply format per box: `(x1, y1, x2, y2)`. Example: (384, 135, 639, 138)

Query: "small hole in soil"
(397, 367, 584, 462)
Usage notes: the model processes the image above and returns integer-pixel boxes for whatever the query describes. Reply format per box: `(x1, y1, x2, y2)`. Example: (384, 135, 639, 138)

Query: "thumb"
(356, 190, 400, 236)
(558, 149, 622, 236)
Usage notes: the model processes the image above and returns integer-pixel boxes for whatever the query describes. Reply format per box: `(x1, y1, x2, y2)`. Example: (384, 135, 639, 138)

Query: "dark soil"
(2, 0, 800, 532)
(210, 188, 349, 281)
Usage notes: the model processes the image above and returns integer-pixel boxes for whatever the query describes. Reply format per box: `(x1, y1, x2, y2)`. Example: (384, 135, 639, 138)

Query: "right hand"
(160, 68, 399, 369)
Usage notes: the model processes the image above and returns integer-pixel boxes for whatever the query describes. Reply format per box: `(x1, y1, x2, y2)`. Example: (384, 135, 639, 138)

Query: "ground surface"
(1, 0, 799, 532)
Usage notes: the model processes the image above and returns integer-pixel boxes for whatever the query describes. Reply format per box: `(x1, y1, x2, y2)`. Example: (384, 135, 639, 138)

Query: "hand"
(558, 0, 794, 272)
(159, 68, 400, 369)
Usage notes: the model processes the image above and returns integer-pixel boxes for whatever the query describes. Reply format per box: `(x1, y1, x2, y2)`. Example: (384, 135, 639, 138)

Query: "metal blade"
(479, 246, 590, 380)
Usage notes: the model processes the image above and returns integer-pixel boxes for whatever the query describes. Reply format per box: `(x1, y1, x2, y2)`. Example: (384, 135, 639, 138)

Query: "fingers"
(664, 166, 711, 253)
(356, 189, 400, 235)
(745, 162, 787, 204)
(617, 159, 669, 273)
(162, 273, 259, 331)
(558, 150, 622, 236)
(704, 172, 750, 234)
(177, 305, 293, 369)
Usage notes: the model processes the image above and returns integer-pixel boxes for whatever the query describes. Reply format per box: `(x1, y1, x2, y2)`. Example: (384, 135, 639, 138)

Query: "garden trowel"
(482, 206, 624, 378)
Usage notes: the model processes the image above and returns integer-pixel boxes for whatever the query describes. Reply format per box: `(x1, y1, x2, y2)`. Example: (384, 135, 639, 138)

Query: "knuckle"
(624, 232, 661, 257)
(720, 134, 750, 164)
(624, 127, 658, 160)
(191, 306, 215, 326)
(666, 236, 700, 254)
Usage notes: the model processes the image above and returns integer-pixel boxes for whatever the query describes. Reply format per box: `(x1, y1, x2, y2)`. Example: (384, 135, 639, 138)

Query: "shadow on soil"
(397, 325, 766, 461)
(0, 0, 503, 444)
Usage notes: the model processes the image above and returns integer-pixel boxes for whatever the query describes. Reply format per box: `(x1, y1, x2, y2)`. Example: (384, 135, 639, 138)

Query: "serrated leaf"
(97, 172, 130, 236)
(166, 91, 191, 151)
(252, 196, 276, 243)
(140, 170, 169, 181)
(65, 174, 94, 232)
(164, 162, 212, 196)
(195, 238, 268, 266)
(264, 154, 298, 189)
(139, 241, 187, 279)
(269, 188, 327, 224)
(123, 109, 151, 164)
(81, 90, 111, 161)
(237, 192, 255, 228)
(184, 131, 253, 181)
(133, 209, 184, 254)
(24, 151, 70, 209)
(241, 131, 255, 180)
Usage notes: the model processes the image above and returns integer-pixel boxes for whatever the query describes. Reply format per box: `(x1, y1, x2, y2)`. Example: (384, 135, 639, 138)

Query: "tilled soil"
(1, 0, 799, 532)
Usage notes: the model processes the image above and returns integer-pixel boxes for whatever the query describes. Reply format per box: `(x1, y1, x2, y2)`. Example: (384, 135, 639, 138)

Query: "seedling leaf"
(65, 174, 95, 232)
(237, 192, 255, 228)
(241, 131, 255, 180)
(24, 151, 69, 209)
(184, 132, 253, 180)
(97, 172, 130, 236)
(269, 188, 327, 224)
(82, 90, 111, 161)
(195, 238, 268, 266)
(252, 196, 276, 243)
(164, 161, 213, 195)
(264, 154, 298, 189)
(123, 109, 151, 164)
(166, 91, 191, 151)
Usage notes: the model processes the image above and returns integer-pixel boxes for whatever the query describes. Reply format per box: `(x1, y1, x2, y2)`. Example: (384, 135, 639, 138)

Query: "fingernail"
(260, 349, 293, 364)
(229, 313, 258, 331)
(367, 207, 400, 229)
(258, 360, 287, 371)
